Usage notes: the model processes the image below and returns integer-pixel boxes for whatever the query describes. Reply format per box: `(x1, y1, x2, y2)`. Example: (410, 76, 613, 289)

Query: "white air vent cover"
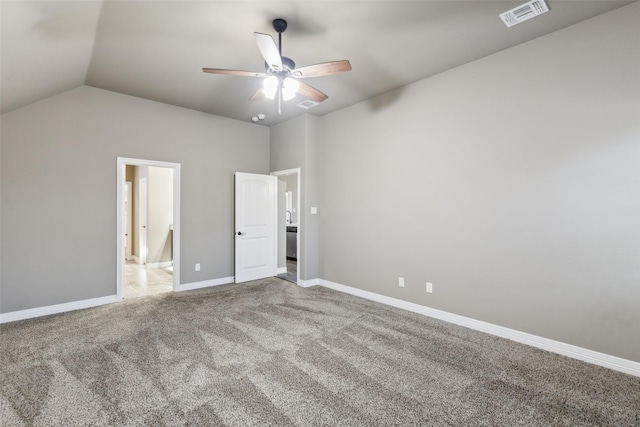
(297, 99, 319, 110)
(500, 0, 549, 28)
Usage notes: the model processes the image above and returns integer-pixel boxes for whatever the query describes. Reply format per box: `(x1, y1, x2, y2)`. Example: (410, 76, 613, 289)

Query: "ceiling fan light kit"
(203, 18, 351, 116)
(262, 76, 279, 99)
(281, 78, 299, 101)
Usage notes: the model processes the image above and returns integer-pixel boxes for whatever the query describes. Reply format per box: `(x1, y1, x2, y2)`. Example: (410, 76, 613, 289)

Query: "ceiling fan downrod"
(272, 18, 287, 56)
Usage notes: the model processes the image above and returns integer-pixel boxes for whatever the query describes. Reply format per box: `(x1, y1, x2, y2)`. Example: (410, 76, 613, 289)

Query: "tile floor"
(277, 259, 297, 284)
(125, 260, 173, 298)
(126, 258, 294, 297)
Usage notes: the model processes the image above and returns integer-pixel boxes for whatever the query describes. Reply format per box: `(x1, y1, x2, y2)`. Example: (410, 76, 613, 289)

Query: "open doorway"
(117, 158, 181, 300)
(271, 168, 300, 284)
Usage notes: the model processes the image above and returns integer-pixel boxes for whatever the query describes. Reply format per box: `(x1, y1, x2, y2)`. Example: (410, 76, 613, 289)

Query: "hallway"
(125, 261, 173, 298)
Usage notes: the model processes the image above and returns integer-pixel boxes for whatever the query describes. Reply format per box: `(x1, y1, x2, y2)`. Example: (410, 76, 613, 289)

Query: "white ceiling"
(1, 1, 632, 126)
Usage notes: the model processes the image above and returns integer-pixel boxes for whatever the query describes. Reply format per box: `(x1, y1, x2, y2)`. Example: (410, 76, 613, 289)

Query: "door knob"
(237, 231, 245, 236)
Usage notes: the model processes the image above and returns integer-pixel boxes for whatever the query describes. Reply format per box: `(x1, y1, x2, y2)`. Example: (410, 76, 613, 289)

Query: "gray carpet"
(1, 278, 639, 426)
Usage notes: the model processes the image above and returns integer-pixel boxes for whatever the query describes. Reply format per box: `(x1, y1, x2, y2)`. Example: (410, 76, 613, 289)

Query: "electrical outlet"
(195, 263, 200, 272)
(399, 277, 405, 287)
(426, 282, 433, 293)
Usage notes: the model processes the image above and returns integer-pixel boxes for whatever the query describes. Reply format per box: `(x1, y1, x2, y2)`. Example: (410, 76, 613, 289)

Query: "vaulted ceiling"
(1, 1, 632, 126)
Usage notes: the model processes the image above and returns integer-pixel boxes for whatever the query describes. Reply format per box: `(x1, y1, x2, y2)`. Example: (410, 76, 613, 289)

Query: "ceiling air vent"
(297, 99, 319, 110)
(500, 0, 549, 28)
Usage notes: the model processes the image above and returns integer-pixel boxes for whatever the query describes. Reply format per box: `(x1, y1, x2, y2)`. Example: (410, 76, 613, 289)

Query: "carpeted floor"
(1, 278, 639, 426)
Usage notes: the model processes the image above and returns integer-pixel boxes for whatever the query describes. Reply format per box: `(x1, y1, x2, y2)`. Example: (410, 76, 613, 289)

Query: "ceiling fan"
(203, 18, 351, 115)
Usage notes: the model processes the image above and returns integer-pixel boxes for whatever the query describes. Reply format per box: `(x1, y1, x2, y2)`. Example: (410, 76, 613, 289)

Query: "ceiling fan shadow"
(28, 1, 102, 39)
(336, 53, 408, 113)
(366, 85, 407, 113)
(257, 4, 327, 38)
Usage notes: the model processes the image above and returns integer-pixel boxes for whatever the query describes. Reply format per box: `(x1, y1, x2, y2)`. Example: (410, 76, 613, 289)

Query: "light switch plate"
(311, 207, 318, 215)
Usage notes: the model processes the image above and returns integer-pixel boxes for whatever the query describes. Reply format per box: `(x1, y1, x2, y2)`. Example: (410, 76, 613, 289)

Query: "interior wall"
(317, 4, 640, 362)
(271, 116, 307, 278)
(132, 165, 146, 259)
(0, 86, 269, 313)
(270, 114, 320, 282)
(304, 115, 320, 281)
(125, 165, 135, 180)
(125, 165, 135, 258)
(147, 166, 173, 265)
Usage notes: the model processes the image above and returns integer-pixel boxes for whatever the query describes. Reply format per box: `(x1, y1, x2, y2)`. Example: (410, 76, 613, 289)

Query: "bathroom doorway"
(271, 168, 300, 284)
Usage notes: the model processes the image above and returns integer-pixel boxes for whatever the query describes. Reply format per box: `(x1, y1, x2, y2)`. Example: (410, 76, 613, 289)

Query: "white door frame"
(271, 168, 301, 284)
(116, 157, 181, 301)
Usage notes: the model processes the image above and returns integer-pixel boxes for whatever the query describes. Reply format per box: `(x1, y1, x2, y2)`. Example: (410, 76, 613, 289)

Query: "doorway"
(116, 157, 181, 300)
(271, 168, 300, 284)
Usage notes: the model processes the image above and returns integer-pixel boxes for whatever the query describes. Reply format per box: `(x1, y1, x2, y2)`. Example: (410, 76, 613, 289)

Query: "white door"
(235, 172, 276, 283)
(124, 181, 132, 260)
(139, 177, 148, 265)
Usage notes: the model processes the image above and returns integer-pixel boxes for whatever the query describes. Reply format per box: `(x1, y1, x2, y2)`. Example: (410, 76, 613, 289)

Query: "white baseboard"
(297, 278, 319, 288)
(0, 295, 120, 324)
(176, 276, 235, 292)
(146, 261, 172, 270)
(277, 267, 287, 274)
(0, 275, 234, 323)
(319, 279, 640, 378)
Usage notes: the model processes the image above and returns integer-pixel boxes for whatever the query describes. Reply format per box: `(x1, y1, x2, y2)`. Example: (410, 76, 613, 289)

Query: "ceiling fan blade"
(292, 60, 352, 78)
(203, 68, 266, 77)
(254, 32, 282, 71)
(298, 81, 328, 103)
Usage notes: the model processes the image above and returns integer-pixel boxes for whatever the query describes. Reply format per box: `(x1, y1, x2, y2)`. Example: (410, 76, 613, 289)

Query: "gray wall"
(1, 86, 269, 312)
(317, 4, 640, 362)
(304, 115, 320, 281)
(270, 114, 320, 282)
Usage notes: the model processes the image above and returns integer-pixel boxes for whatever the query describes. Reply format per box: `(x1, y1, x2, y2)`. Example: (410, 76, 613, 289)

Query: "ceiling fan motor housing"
(265, 56, 296, 74)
